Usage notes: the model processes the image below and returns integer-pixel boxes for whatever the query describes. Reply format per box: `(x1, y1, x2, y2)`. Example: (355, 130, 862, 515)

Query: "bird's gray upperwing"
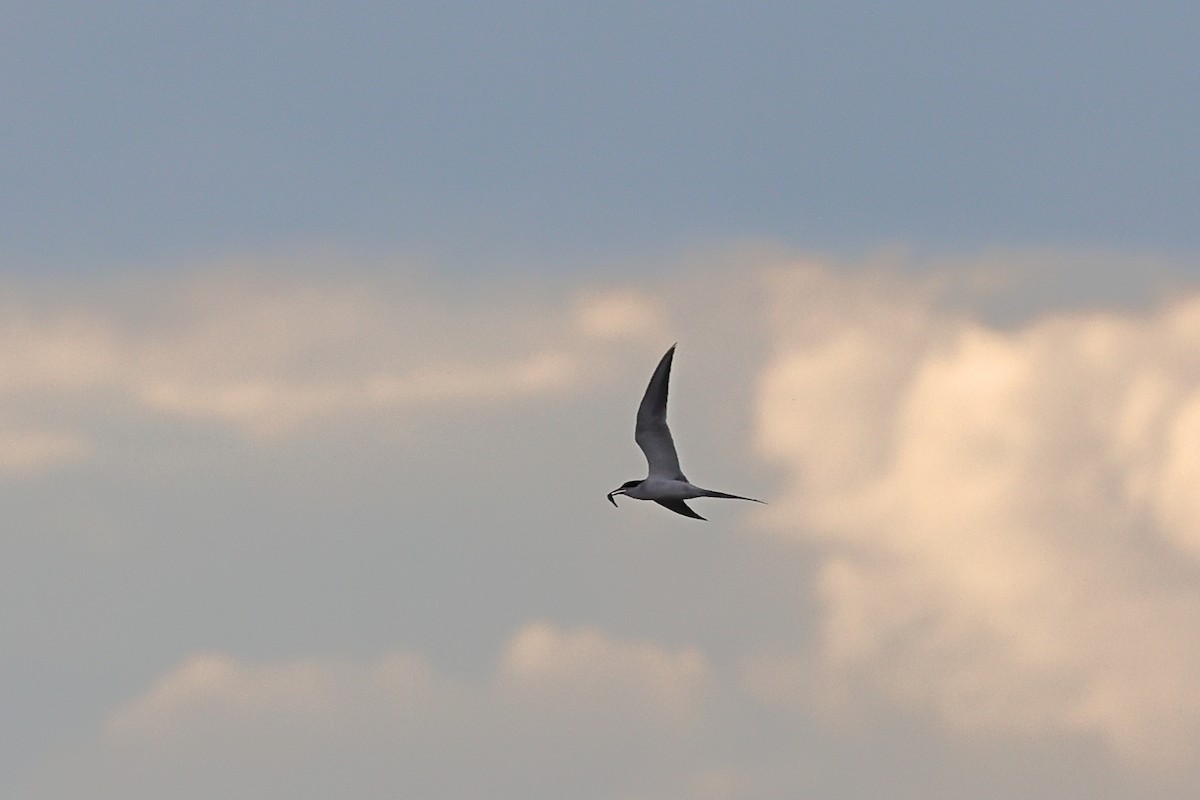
(655, 499, 706, 520)
(635, 345, 685, 479)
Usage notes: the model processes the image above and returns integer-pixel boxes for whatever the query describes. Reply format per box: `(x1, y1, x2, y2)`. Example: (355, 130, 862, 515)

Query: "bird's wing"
(655, 499, 706, 520)
(635, 345, 685, 480)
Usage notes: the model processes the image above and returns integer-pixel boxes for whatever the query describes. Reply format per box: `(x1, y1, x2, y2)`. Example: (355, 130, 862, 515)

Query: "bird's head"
(607, 479, 642, 507)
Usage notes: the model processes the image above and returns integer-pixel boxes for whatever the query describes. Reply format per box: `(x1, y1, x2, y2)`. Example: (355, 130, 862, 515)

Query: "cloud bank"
(0, 274, 671, 452)
(36, 623, 714, 800)
(13, 248, 1200, 799)
(752, 261, 1200, 767)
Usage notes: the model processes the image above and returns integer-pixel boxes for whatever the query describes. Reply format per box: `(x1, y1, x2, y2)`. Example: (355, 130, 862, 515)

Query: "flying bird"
(607, 345, 764, 520)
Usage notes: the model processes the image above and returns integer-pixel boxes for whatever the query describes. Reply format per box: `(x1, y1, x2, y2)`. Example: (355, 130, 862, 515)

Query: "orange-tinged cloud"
(574, 290, 668, 342)
(0, 274, 635, 453)
(499, 622, 714, 730)
(104, 622, 713, 755)
(0, 430, 92, 476)
(752, 266, 1200, 767)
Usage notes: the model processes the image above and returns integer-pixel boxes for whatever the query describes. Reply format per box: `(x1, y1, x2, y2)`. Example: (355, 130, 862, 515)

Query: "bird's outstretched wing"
(635, 345, 686, 479)
(655, 499, 706, 520)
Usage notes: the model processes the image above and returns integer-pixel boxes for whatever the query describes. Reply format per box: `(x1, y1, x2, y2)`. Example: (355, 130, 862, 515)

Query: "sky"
(6, 3, 1200, 799)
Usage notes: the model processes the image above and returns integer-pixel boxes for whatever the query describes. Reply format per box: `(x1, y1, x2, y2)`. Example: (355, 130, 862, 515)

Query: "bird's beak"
(607, 488, 624, 507)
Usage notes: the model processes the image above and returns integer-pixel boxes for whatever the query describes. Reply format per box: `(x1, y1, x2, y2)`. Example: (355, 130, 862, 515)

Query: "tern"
(607, 345, 764, 520)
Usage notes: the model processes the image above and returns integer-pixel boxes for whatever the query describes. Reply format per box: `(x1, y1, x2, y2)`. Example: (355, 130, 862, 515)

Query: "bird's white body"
(623, 477, 708, 501)
(608, 345, 763, 520)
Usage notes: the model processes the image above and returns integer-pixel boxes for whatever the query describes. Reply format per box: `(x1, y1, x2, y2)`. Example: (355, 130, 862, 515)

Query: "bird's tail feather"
(701, 489, 766, 503)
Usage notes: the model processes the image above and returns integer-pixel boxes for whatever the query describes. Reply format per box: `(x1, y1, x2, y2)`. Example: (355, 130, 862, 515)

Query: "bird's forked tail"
(700, 489, 765, 504)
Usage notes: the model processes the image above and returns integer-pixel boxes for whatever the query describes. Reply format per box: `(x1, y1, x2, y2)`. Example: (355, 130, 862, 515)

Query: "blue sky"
(8, 5, 1200, 799)
(5, 2, 1198, 272)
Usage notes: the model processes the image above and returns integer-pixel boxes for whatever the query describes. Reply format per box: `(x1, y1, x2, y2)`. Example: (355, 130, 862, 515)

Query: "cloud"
(13, 247, 1200, 793)
(615, 768, 764, 800)
(135, 349, 580, 435)
(574, 290, 668, 342)
(0, 429, 92, 476)
(34, 622, 715, 799)
(750, 263, 1200, 767)
(0, 314, 110, 474)
(104, 650, 443, 748)
(0, 271, 668, 459)
(0, 315, 120, 391)
(106, 622, 712, 748)
(498, 622, 713, 731)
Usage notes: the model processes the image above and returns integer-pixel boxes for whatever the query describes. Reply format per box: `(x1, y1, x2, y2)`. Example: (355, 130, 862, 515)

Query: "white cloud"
(0, 270, 633, 457)
(14, 248, 1200, 794)
(0, 429, 92, 476)
(0, 315, 120, 392)
(43, 622, 715, 799)
(498, 622, 713, 731)
(574, 290, 668, 342)
(616, 767, 764, 800)
(107, 622, 712, 749)
(751, 264, 1200, 767)
(104, 650, 443, 748)
(136, 349, 579, 435)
